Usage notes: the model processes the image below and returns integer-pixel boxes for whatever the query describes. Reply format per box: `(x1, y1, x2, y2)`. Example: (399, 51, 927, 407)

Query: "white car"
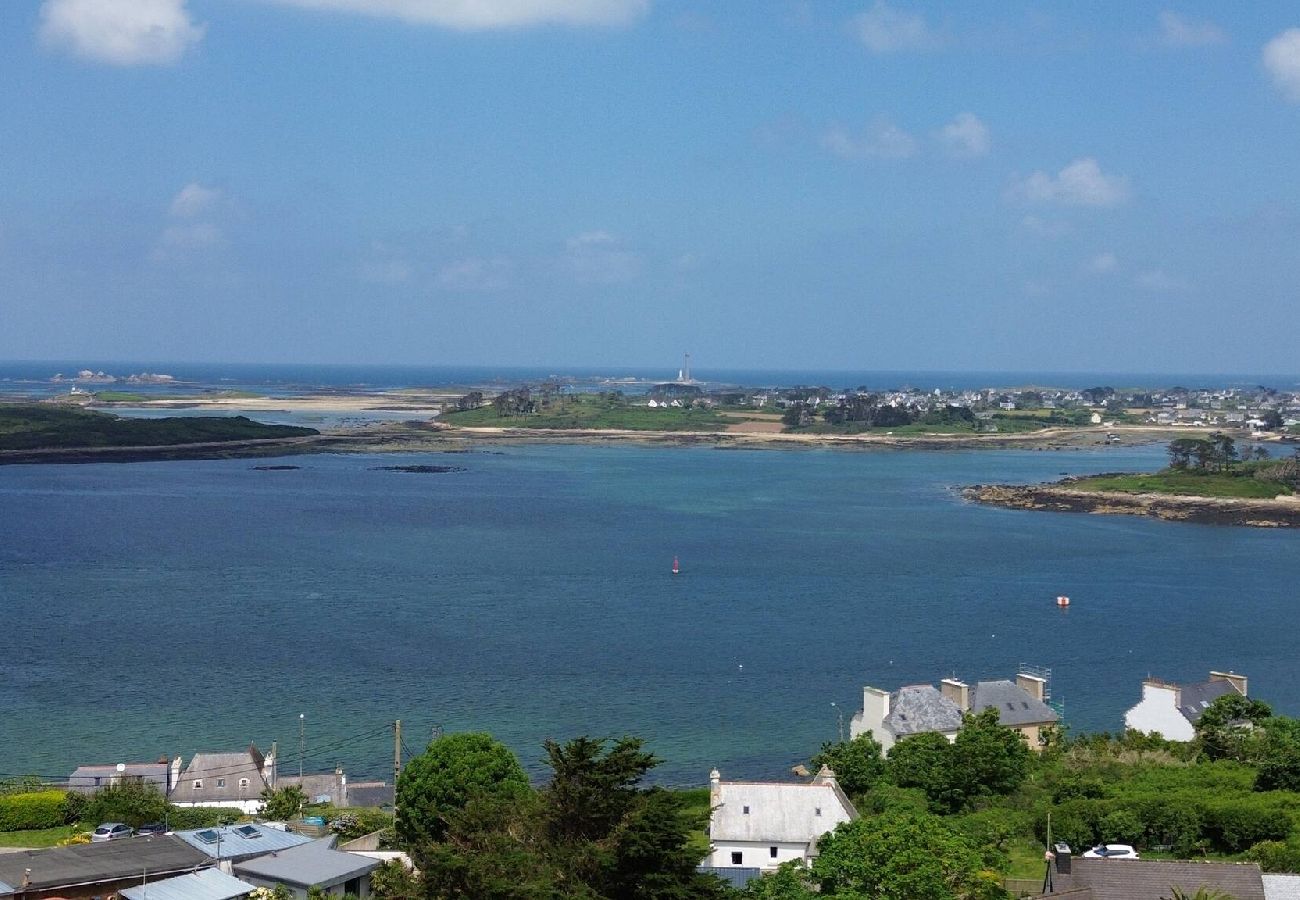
(1083, 843, 1139, 859)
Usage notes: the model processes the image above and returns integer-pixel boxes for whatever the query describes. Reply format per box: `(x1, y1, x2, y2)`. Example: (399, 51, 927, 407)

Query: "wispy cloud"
(937, 113, 990, 158)
(1136, 268, 1186, 292)
(822, 118, 917, 160)
(563, 231, 642, 285)
(851, 1, 940, 54)
(39, 0, 205, 66)
(153, 182, 226, 261)
(1156, 10, 1226, 48)
(1010, 158, 1129, 208)
(437, 256, 515, 292)
(169, 182, 222, 218)
(1085, 252, 1118, 274)
(1263, 29, 1300, 103)
(259, 0, 650, 30)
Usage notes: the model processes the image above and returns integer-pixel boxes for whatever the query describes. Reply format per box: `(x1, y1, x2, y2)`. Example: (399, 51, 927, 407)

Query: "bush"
(0, 791, 70, 831)
(328, 808, 394, 842)
(82, 782, 167, 828)
(1248, 837, 1300, 873)
(166, 806, 244, 829)
(1203, 797, 1293, 852)
(63, 791, 89, 824)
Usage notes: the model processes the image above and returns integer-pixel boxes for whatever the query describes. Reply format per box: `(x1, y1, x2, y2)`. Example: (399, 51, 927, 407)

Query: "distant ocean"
(2, 360, 1299, 398)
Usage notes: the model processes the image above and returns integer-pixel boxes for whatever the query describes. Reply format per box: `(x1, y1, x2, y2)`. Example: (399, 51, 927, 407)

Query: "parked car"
(90, 823, 134, 842)
(135, 822, 166, 836)
(1083, 843, 1139, 859)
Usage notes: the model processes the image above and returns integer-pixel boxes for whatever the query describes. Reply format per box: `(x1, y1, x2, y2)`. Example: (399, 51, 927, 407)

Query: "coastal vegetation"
(1068, 436, 1298, 499)
(441, 391, 738, 431)
(0, 404, 317, 452)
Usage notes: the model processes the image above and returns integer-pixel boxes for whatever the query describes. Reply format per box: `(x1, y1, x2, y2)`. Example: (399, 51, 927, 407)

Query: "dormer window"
(239, 778, 250, 788)
(216, 778, 226, 788)
(192, 779, 203, 789)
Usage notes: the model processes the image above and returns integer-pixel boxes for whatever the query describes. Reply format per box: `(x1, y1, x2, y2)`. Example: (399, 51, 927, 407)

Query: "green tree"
(395, 732, 529, 850)
(82, 780, 167, 828)
(950, 708, 1031, 802)
(809, 733, 887, 799)
(741, 861, 817, 899)
(811, 813, 1009, 899)
(1197, 694, 1272, 762)
(368, 859, 421, 900)
(259, 785, 308, 821)
(887, 732, 961, 813)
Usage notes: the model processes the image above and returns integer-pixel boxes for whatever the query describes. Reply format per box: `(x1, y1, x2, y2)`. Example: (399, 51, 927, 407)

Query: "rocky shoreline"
(964, 482, 1300, 528)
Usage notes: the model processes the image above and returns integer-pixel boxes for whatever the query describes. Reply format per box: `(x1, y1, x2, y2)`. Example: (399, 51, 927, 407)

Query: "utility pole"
(393, 720, 402, 787)
(298, 713, 305, 780)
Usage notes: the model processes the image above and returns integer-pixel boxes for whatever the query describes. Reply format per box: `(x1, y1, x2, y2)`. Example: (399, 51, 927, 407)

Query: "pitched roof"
(232, 838, 379, 889)
(120, 867, 255, 900)
(171, 746, 268, 805)
(884, 684, 963, 735)
(1177, 679, 1238, 725)
(345, 781, 393, 809)
(1265, 873, 1300, 900)
(1042, 858, 1266, 900)
(0, 835, 209, 893)
(68, 763, 170, 794)
(971, 680, 1059, 727)
(174, 823, 312, 860)
(276, 772, 345, 806)
(710, 776, 857, 845)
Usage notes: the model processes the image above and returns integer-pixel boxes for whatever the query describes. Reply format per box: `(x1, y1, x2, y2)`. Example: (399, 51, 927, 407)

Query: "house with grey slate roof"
(232, 837, 379, 900)
(1124, 670, 1248, 742)
(170, 745, 274, 815)
(850, 671, 1058, 752)
(67, 757, 181, 795)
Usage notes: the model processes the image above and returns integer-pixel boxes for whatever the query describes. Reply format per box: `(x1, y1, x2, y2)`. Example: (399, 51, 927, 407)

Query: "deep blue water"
(3, 360, 1298, 396)
(1, 442, 1298, 786)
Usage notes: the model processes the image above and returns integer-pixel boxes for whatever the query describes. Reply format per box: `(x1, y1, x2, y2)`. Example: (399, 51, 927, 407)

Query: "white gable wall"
(1124, 682, 1195, 741)
(706, 840, 812, 870)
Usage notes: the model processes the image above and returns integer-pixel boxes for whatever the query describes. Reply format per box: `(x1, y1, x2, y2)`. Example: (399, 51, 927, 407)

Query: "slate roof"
(120, 867, 255, 900)
(0, 835, 209, 893)
(172, 746, 268, 805)
(1264, 873, 1300, 900)
(884, 684, 963, 735)
(346, 781, 393, 809)
(971, 680, 1059, 727)
(68, 762, 170, 794)
(710, 776, 857, 844)
(233, 838, 379, 889)
(1041, 858, 1266, 900)
(1177, 679, 1238, 725)
(174, 823, 312, 861)
(276, 772, 345, 806)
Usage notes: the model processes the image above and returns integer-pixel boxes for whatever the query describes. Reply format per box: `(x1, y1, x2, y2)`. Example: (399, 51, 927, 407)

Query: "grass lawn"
(1070, 471, 1292, 499)
(0, 825, 82, 848)
(0, 404, 316, 451)
(442, 396, 736, 432)
(676, 787, 713, 862)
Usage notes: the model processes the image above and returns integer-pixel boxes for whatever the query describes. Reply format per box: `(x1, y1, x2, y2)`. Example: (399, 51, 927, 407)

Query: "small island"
(0, 404, 319, 464)
(967, 434, 1300, 527)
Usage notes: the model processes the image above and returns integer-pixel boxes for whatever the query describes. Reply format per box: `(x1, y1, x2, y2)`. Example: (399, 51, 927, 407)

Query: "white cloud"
(39, 0, 204, 66)
(259, 0, 649, 30)
(938, 112, 989, 158)
(1263, 29, 1300, 102)
(1156, 10, 1225, 48)
(563, 231, 642, 284)
(169, 183, 221, 218)
(1136, 269, 1186, 292)
(437, 256, 514, 292)
(852, 1, 940, 54)
(1086, 252, 1118, 274)
(822, 118, 917, 160)
(1012, 158, 1129, 208)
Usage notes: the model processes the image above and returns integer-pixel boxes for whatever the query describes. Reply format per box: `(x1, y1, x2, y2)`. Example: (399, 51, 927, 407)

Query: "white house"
(170, 744, 274, 814)
(704, 766, 856, 872)
(1124, 671, 1247, 741)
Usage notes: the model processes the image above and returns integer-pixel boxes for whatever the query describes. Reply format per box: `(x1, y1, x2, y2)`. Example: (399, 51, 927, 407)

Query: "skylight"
(235, 825, 261, 839)
(196, 829, 220, 845)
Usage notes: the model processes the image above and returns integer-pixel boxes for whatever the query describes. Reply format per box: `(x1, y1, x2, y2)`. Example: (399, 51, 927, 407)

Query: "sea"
(2, 362, 1299, 786)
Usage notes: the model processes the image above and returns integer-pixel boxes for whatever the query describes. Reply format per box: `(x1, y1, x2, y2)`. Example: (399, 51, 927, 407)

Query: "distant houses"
(1124, 670, 1248, 741)
(849, 670, 1058, 751)
(170, 745, 274, 815)
(67, 757, 180, 795)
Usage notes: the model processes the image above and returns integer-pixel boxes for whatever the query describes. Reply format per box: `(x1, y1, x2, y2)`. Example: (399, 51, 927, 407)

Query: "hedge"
(0, 791, 70, 831)
(165, 806, 244, 829)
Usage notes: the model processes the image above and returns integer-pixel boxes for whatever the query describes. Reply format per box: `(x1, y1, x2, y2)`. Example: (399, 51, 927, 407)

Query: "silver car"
(90, 823, 134, 842)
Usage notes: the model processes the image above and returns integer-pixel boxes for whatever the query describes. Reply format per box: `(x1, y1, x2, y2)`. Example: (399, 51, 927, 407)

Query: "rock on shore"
(963, 483, 1300, 528)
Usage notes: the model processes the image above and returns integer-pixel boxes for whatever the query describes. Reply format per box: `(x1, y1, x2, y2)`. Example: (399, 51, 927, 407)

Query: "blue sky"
(2, 1, 1299, 373)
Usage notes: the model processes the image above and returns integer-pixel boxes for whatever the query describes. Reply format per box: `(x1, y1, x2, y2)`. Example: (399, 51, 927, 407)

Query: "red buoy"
(672, 556, 680, 575)
(1056, 595, 1070, 608)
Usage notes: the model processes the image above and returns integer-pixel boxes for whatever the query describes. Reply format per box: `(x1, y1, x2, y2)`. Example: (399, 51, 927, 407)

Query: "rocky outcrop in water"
(963, 483, 1300, 528)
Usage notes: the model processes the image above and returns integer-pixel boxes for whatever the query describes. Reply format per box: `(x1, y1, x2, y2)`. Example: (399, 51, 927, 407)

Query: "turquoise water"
(1, 443, 1297, 785)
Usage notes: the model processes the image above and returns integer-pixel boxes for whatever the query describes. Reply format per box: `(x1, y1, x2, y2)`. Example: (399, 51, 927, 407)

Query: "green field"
(0, 825, 81, 848)
(442, 396, 736, 432)
(1070, 470, 1293, 499)
(0, 404, 318, 452)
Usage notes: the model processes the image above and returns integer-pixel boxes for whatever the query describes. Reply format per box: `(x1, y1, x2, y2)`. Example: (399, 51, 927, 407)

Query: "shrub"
(82, 782, 167, 828)
(0, 791, 70, 831)
(328, 808, 394, 842)
(63, 791, 89, 824)
(166, 806, 244, 829)
(1248, 837, 1300, 873)
(1204, 797, 1293, 852)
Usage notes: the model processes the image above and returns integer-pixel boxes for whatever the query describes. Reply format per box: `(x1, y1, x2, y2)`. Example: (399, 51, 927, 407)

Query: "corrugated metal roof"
(120, 867, 254, 900)
(233, 838, 379, 889)
(697, 866, 761, 889)
(175, 824, 311, 859)
(0, 836, 209, 892)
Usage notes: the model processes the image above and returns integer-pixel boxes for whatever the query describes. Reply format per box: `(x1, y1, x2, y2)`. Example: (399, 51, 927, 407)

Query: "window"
(216, 778, 226, 788)
(770, 846, 778, 858)
(238, 778, 250, 788)
(742, 805, 750, 815)
(192, 779, 203, 789)
(815, 807, 822, 817)
(731, 852, 743, 866)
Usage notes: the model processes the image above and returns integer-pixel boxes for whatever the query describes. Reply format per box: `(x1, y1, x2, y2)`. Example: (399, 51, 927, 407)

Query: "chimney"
(169, 756, 183, 795)
(1210, 671, 1248, 696)
(860, 686, 890, 740)
(941, 678, 971, 711)
(1053, 843, 1072, 875)
(814, 765, 837, 787)
(1017, 673, 1047, 703)
(708, 768, 722, 812)
(22, 868, 32, 889)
